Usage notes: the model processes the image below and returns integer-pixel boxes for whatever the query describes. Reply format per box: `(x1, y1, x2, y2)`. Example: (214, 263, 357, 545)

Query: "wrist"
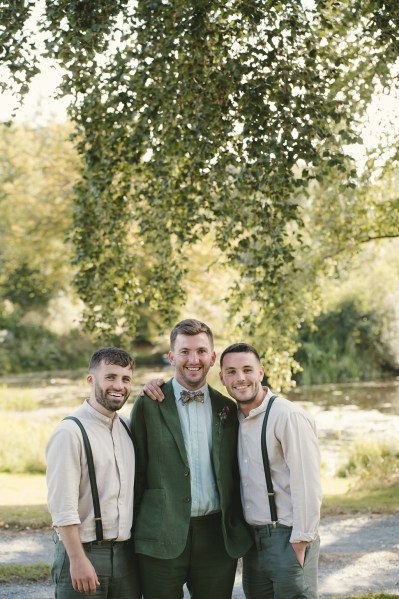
(68, 548, 87, 561)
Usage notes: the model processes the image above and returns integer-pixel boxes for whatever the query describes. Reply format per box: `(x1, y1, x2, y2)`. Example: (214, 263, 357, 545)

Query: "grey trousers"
(242, 524, 320, 599)
(52, 538, 141, 599)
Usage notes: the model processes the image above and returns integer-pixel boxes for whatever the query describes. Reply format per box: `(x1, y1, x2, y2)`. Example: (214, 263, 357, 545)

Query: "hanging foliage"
(2, 0, 399, 385)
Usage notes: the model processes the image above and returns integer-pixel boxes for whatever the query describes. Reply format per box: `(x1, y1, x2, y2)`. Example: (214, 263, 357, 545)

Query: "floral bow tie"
(180, 390, 205, 404)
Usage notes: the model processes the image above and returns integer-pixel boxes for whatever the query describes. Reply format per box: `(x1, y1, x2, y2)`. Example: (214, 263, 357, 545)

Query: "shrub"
(337, 438, 399, 489)
(295, 300, 397, 384)
(0, 311, 97, 374)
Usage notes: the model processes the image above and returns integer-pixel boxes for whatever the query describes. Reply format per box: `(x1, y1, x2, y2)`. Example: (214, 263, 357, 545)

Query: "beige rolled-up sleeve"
(279, 410, 322, 543)
(46, 424, 83, 527)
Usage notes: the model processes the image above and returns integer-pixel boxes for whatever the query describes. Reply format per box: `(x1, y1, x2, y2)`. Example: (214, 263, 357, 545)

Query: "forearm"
(58, 524, 86, 561)
(58, 525, 99, 595)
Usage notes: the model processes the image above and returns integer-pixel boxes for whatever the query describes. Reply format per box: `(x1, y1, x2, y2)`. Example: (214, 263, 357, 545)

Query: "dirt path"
(0, 513, 398, 598)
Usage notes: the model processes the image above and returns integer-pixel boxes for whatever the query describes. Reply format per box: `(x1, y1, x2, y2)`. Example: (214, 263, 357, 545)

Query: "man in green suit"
(130, 319, 252, 599)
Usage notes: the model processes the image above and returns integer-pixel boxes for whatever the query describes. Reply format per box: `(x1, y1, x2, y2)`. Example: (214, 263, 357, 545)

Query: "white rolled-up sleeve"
(281, 411, 322, 543)
(46, 424, 83, 527)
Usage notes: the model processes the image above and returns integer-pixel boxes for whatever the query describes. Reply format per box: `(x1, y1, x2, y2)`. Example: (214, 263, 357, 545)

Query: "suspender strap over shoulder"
(261, 395, 278, 526)
(119, 418, 135, 446)
(64, 416, 104, 542)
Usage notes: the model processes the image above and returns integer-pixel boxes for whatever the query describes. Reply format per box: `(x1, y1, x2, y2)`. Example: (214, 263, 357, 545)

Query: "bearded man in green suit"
(130, 319, 252, 599)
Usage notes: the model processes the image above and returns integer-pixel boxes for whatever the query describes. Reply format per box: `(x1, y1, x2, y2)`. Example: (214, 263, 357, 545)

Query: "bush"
(295, 300, 397, 385)
(0, 311, 97, 374)
(337, 438, 399, 489)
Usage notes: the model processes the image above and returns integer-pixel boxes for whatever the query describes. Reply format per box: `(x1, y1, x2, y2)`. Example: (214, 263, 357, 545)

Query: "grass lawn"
(0, 473, 47, 505)
(0, 562, 50, 582)
(0, 473, 51, 528)
(321, 475, 399, 515)
(1, 472, 398, 529)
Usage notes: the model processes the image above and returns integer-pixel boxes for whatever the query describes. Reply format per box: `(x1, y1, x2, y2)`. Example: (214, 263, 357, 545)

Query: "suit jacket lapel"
(159, 380, 189, 467)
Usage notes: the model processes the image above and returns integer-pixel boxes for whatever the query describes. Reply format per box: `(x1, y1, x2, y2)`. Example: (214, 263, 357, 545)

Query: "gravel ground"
(0, 513, 398, 598)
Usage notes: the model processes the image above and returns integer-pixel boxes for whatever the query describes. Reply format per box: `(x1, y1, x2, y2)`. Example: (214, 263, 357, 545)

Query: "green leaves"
(2, 1, 399, 384)
(0, 1, 40, 102)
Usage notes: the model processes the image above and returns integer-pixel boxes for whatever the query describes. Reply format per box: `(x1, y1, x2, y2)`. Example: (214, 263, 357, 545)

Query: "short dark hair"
(89, 347, 135, 371)
(170, 319, 214, 350)
(220, 343, 261, 368)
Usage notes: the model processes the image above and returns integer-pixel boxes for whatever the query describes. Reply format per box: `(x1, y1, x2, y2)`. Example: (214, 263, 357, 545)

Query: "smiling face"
(220, 351, 265, 414)
(168, 332, 216, 390)
(87, 360, 133, 417)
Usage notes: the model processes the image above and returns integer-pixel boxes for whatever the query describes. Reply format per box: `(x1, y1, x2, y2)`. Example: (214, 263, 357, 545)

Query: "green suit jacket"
(130, 380, 252, 559)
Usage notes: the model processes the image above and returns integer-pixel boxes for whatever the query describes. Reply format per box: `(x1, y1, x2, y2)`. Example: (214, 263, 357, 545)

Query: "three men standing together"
(46, 319, 321, 598)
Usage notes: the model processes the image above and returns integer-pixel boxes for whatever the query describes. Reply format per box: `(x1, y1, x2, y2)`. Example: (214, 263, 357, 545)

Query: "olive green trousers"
(243, 524, 320, 599)
(138, 513, 237, 599)
(52, 538, 141, 598)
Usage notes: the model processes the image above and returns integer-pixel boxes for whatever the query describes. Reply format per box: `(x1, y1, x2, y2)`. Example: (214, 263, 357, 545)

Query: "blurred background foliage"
(1, 1, 399, 388)
(0, 121, 398, 384)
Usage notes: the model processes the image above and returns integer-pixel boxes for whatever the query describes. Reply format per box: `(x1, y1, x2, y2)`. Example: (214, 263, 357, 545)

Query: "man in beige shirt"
(46, 347, 140, 598)
(219, 342, 321, 599)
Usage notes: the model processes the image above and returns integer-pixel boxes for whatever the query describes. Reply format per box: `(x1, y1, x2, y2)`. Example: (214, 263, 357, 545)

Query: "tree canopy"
(0, 123, 78, 312)
(2, 0, 399, 386)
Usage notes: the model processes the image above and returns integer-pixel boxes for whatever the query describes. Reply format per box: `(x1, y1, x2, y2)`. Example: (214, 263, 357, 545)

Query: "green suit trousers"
(138, 513, 237, 599)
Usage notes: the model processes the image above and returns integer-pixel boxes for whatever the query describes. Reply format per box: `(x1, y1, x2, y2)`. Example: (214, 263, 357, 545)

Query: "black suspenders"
(260, 395, 278, 526)
(64, 416, 134, 542)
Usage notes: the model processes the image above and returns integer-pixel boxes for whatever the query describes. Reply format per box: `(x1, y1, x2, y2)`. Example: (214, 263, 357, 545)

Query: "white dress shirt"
(46, 400, 135, 542)
(238, 389, 321, 543)
(172, 378, 220, 516)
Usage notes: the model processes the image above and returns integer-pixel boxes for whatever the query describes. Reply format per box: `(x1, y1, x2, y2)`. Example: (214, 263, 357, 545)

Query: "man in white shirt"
(219, 342, 322, 599)
(46, 347, 141, 598)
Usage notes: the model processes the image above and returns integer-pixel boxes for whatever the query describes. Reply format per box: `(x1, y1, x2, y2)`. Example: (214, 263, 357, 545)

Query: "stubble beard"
(95, 384, 128, 412)
(234, 381, 262, 407)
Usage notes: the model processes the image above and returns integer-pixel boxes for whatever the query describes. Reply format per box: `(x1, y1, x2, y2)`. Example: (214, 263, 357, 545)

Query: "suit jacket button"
(184, 496, 191, 503)
(183, 469, 190, 477)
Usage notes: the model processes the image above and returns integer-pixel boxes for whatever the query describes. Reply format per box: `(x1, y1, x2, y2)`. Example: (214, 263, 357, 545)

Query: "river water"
(287, 378, 399, 476)
(288, 378, 399, 415)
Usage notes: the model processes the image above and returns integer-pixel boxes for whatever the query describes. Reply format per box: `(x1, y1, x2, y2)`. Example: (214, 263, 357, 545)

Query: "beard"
(233, 381, 262, 406)
(236, 396, 257, 405)
(94, 383, 129, 412)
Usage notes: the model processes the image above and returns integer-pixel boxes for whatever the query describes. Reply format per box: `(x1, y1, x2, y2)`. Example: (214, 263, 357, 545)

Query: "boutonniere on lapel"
(218, 405, 230, 433)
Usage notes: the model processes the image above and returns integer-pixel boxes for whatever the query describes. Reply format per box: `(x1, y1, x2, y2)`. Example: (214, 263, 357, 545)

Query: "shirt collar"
(238, 387, 274, 421)
(83, 399, 117, 429)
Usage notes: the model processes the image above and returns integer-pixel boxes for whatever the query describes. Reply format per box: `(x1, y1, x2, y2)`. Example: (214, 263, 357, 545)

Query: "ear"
(219, 370, 224, 385)
(168, 351, 175, 366)
(210, 350, 216, 367)
(87, 374, 94, 386)
(259, 366, 265, 381)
